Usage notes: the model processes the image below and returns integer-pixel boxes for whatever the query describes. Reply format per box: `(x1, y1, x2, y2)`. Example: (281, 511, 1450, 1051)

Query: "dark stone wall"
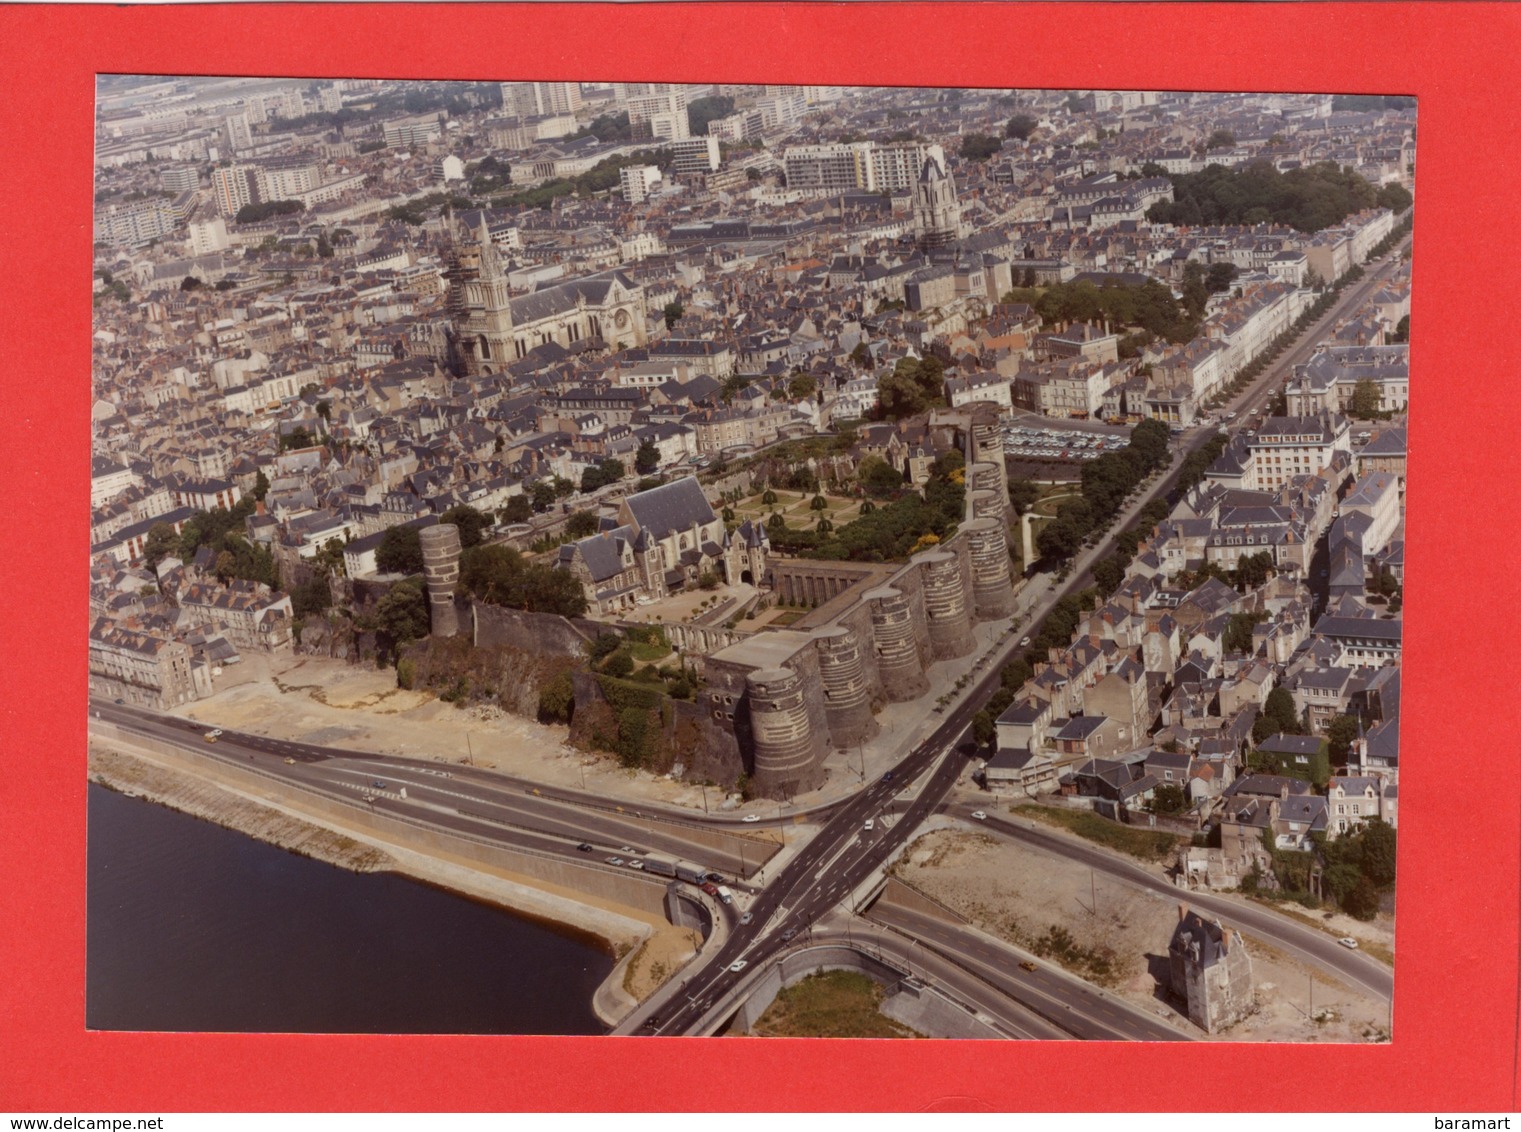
(471, 602, 601, 659)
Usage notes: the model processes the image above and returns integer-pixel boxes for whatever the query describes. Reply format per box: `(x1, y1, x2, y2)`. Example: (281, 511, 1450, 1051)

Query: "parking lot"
(1001, 421, 1131, 462)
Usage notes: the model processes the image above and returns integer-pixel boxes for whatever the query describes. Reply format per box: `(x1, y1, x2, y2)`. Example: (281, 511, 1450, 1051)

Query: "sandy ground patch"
(896, 827, 1392, 1042)
(177, 652, 743, 814)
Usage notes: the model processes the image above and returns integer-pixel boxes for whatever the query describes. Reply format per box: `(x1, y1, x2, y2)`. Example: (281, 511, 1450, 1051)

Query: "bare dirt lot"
(895, 826, 1392, 1042)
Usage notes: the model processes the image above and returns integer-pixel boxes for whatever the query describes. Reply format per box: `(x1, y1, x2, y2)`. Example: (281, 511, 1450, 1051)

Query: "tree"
(1204, 129, 1236, 151)
(1360, 819, 1397, 887)
(809, 494, 828, 512)
(373, 578, 430, 649)
(959, 134, 1003, 162)
(603, 651, 635, 679)
(634, 437, 660, 476)
(877, 370, 927, 420)
(143, 522, 180, 573)
(971, 710, 996, 747)
(859, 455, 904, 497)
(500, 495, 532, 524)
(252, 469, 270, 501)
(441, 504, 490, 549)
(1007, 477, 1040, 516)
(663, 301, 684, 330)
(565, 509, 600, 539)
(1350, 378, 1382, 419)
(1391, 314, 1410, 344)
(1004, 113, 1038, 141)
(376, 525, 424, 575)
(1223, 610, 1268, 654)
(538, 671, 575, 724)
(180, 276, 203, 292)
(788, 372, 818, 401)
(1181, 262, 1210, 317)
(1252, 685, 1303, 743)
(1326, 714, 1362, 766)
(1206, 262, 1237, 294)
(1149, 783, 1188, 816)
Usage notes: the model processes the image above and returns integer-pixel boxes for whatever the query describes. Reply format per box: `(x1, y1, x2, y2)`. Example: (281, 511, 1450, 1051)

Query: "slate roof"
(623, 475, 717, 541)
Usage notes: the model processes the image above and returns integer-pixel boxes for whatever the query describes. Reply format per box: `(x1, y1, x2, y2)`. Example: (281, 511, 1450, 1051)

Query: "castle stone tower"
(811, 625, 878, 747)
(747, 666, 826, 798)
(419, 523, 462, 638)
(965, 517, 1016, 620)
(914, 548, 975, 660)
(865, 585, 930, 701)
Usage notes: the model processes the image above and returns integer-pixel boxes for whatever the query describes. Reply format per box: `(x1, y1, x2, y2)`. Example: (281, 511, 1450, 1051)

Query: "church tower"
(446, 215, 515, 376)
(913, 149, 963, 253)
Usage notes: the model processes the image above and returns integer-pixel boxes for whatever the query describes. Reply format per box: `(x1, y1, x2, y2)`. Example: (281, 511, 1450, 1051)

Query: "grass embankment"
(750, 970, 922, 1038)
(1014, 803, 1184, 863)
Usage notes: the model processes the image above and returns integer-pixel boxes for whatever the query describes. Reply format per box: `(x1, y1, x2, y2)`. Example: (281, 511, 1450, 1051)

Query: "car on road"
(627, 860, 644, 870)
(1019, 636, 1031, 647)
(781, 928, 798, 942)
(739, 912, 753, 925)
(619, 845, 633, 853)
(728, 961, 748, 973)
(113, 698, 124, 705)
(882, 771, 894, 782)
(371, 780, 386, 789)
(701, 882, 721, 897)
(705, 872, 726, 883)
(1019, 961, 1038, 973)
(863, 818, 875, 831)
(577, 843, 593, 852)
(1338, 937, 1359, 949)
(742, 814, 760, 823)
(606, 856, 624, 866)
(284, 757, 296, 765)
(204, 729, 223, 743)
(971, 811, 988, 821)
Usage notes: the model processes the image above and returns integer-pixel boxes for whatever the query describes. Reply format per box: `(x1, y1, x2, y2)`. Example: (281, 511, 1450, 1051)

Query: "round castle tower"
(747, 666, 826, 797)
(913, 548, 975, 660)
(419, 523, 462, 638)
(811, 625, 878, 747)
(864, 585, 930, 701)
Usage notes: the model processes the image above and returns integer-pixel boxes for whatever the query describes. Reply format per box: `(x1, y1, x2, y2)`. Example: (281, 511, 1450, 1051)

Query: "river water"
(86, 783, 612, 1034)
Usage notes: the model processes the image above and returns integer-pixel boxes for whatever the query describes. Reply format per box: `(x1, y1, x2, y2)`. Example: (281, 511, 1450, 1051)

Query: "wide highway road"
(867, 902, 1186, 1041)
(91, 699, 773, 882)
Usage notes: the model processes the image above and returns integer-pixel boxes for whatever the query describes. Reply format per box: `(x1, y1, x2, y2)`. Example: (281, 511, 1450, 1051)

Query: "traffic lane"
(323, 759, 763, 874)
(96, 707, 772, 877)
(668, 741, 972, 1030)
(968, 807, 1392, 1001)
(872, 904, 1185, 1042)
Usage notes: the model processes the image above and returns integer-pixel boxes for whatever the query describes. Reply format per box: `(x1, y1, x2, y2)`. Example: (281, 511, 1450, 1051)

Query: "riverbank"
(88, 739, 704, 1027)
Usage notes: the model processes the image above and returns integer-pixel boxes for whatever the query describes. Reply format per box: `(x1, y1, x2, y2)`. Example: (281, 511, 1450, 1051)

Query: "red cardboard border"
(3, 2, 1517, 1112)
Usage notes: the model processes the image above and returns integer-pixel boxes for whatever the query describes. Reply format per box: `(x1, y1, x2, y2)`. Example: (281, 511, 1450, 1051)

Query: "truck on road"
(675, 859, 708, 885)
(642, 852, 679, 879)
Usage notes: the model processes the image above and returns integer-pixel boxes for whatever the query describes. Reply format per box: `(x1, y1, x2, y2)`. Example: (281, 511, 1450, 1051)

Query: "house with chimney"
(1168, 905, 1255, 1033)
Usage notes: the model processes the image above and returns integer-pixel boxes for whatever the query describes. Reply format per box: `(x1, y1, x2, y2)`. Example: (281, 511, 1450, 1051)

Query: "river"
(86, 783, 612, 1034)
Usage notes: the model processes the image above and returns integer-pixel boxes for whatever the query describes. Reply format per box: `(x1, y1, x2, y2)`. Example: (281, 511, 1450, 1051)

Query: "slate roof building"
(557, 476, 768, 612)
(1168, 904, 1255, 1033)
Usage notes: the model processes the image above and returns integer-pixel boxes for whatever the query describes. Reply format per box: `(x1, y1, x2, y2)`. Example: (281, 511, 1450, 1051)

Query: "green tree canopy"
(634, 437, 661, 476)
(441, 504, 490, 549)
(959, 133, 1003, 162)
(143, 522, 180, 573)
(859, 455, 905, 497)
(458, 543, 588, 617)
(376, 525, 424, 575)
(1004, 113, 1038, 140)
(565, 509, 600, 539)
(373, 578, 430, 650)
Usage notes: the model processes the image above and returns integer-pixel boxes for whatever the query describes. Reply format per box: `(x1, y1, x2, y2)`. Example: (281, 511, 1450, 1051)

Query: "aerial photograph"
(87, 77, 1409, 1041)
